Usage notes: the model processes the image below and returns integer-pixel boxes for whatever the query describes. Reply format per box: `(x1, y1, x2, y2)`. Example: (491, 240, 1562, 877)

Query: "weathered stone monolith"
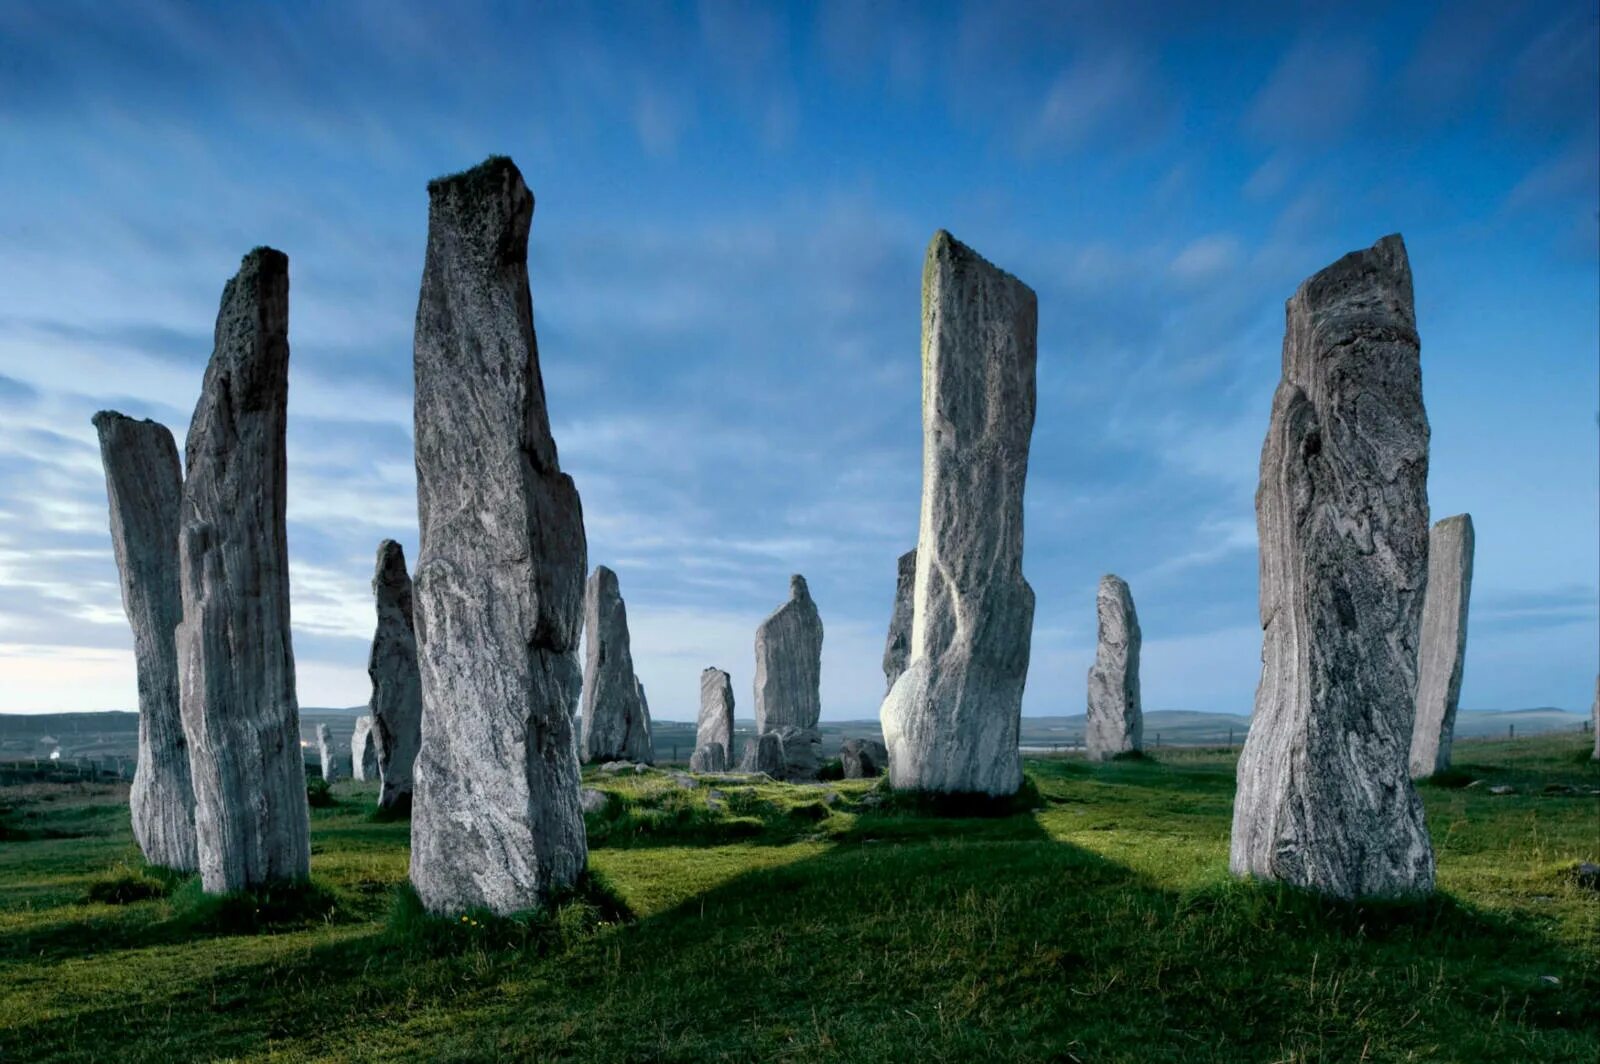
(408, 156, 588, 916)
(1086, 575, 1142, 761)
(881, 548, 917, 692)
(92, 411, 197, 872)
(1230, 234, 1435, 899)
(840, 738, 889, 779)
(1410, 514, 1474, 779)
(880, 231, 1037, 796)
(368, 539, 421, 810)
(581, 565, 654, 764)
(738, 732, 786, 776)
(1591, 676, 1598, 761)
(316, 723, 341, 782)
(695, 667, 735, 767)
(351, 716, 379, 782)
(176, 247, 311, 893)
(754, 575, 823, 777)
(689, 743, 728, 773)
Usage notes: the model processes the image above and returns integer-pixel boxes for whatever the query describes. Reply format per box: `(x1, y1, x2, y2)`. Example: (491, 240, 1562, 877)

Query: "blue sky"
(0, 0, 1594, 719)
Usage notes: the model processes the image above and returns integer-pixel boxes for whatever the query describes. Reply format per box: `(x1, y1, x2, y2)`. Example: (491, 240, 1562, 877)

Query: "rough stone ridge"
(689, 743, 728, 773)
(408, 156, 588, 915)
(882, 548, 917, 692)
(92, 411, 197, 872)
(581, 565, 654, 764)
(1229, 234, 1436, 899)
(1410, 514, 1474, 779)
(754, 575, 824, 735)
(317, 723, 341, 782)
(1085, 575, 1142, 761)
(738, 732, 786, 776)
(368, 540, 421, 809)
(696, 667, 735, 768)
(880, 231, 1038, 796)
(176, 246, 311, 893)
(351, 716, 380, 782)
(840, 738, 889, 779)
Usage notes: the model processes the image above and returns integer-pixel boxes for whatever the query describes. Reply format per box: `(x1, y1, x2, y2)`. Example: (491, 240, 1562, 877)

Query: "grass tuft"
(84, 860, 188, 905)
(166, 877, 345, 934)
(385, 870, 633, 956)
(306, 777, 335, 808)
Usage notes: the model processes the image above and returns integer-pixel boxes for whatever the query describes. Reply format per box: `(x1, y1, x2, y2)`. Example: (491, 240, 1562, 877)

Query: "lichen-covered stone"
(316, 723, 341, 782)
(881, 231, 1037, 796)
(176, 247, 311, 893)
(351, 715, 380, 783)
(882, 548, 916, 692)
(368, 540, 421, 810)
(840, 738, 889, 779)
(738, 732, 786, 776)
(1410, 514, 1474, 779)
(581, 565, 653, 764)
(1230, 234, 1435, 899)
(1085, 574, 1142, 761)
(696, 667, 735, 768)
(754, 575, 823, 738)
(689, 743, 728, 773)
(92, 411, 197, 872)
(408, 156, 588, 916)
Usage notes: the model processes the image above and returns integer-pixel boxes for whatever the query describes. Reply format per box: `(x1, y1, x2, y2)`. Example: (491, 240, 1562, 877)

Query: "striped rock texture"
(581, 565, 654, 764)
(753, 575, 823, 779)
(693, 667, 735, 769)
(1086, 575, 1142, 762)
(368, 539, 421, 810)
(1410, 514, 1474, 779)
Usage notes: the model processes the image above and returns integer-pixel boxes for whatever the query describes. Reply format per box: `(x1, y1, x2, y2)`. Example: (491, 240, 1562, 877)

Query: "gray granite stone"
(695, 667, 735, 769)
(317, 723, 341, 782)
(1410, 514, 1474, 779)
(840, 738, 889, 779)
(351, 715, 380, 783)
(1085, 575, 1142, 761)
(581, 565, 654, 764)
(367, 540, 421, 810)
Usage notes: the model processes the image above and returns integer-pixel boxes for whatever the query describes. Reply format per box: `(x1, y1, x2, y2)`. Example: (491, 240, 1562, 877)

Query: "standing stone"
(882, 548, 916, 692)
(880, 231, 1037, 796)
(92, 412, 198, 872)
(176, 247, 311, 893)
(840, 738, 889, 779)
(695, 667, 735, 768)
(738, 732, 786, 776)
(689, 743, 728, 773)
(1230, 234, 1435, 899)
(316, 723, 341, 783)
(1085, 575, 1143, 761)
(753, 575, 823, 777)
(1410, 514, 1474, 779)
(351, 716, 380, 783)
(1591, 675, 1598, 761)
(581, 565, 654, 764)
(368, 539, 421, 810)
(409, 156, 588, 916)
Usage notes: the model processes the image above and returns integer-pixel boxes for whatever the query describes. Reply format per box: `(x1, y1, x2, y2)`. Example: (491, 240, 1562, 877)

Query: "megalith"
(581, 565, 654, 764)
(880, 231, 1037, 796)
(317, 723, 341, 782)
(695, 667, 735, 769)
(408, 156, 588, 916)
(738, 732, 786, 777)
(753, 575, 823, 777)
(1085, 575, 1142, 761)
(1230, 234, 1435, 899)
(1591, 676, 1598, 761)
(92, 411, 197, 872)
(176, 247, 311, 893)
(368, 539, 421, 810)
(1410, 514, 1474, 779)
(882, 548, 916, 692)
(351, 715, 380, 783)
(689, 743, 728, 773)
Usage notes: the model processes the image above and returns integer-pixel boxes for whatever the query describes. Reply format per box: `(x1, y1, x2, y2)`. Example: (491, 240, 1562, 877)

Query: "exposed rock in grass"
(1086, 574, 1142, 762)
(368, 540, 421, 810)
(840, 738, 889, 779)
(1574, 862, 1599, 891)
(695, 667, 735, 769)
(1410, 514, 1474, 779)
(882, 547, 916, 692)
(578, 789, 607, 815)
(881, 231, 1037, 797)
(581, 566, 654, 764)
(409, 156, 587, 916)
(1230, 234, 1435, 900)
(1488, 785, 1516, 796)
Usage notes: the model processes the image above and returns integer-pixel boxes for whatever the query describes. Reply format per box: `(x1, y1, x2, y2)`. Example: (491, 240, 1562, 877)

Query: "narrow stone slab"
(1085, 574, 1142, 761)
(367, 540, 421, 810)
(92, 411, 197, 872)
(317, 723, 341, 782)
(176, 247, 311, 893)
(409, 156, 588, 915)
(581, 565, 654, 764)
(1230, 234, 1435, 899)
(754, 575, 823, 735)
(882, 548, 916, 692)
(696, 667, 735, 768)
(1591, 675, 1598, 762)
(351, 715, 379, 783)
(881, 231, 1037, 796)
(1410, 514, 1474, 779)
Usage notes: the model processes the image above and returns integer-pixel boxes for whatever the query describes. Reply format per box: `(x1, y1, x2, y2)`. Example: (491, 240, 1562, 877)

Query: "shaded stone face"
(408, 156, 588, 916)
(581, 565, 654, 764)
(92, 411, 197, 872)
(1085, 575, 1142, 762)
(1410, 515, 1474, 779)
(351, 715, 380, 783)
(880, 231, 1038, 797)
(754, 575, 823, 736)
(840, 738, 889, 779)
(696, 667, 735, 767)
(317, 723, 341, 782)
(882, 548, 916, 692)
(175, 247, 311, 893)
(689, 743, 728, 773)
(738, 732, 786, 777)
(1230, 234, 1436, 900)
(368, 539, 421, 809)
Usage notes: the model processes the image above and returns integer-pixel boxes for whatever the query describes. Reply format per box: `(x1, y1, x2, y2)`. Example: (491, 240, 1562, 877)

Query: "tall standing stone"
(316, 723, 341, 782)
(368, 539, 421, 810)
(1410, 514, 1474, 779)
(1085, 575, 1142, 761)
(880, 231, 1037, 796)
(1230, 234, 1435, 899)
(695, 667, 735, 768)
(1591, 675, 1598, 761)
(351, 715, 380, 783)
(92, 411, 197, 872)
(409, 156, 588, 916)
(176, 247, 311, 893)
(753, 575, 824, 777)
(581, 565, 654, 764)
(882, 548, 916, 692)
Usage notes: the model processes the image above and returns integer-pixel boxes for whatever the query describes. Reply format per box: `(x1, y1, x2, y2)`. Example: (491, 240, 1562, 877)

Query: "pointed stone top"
(374, 539, 410, 586)
(1291, 233, 1412, 324)
(924, 229, 1035, 301)
(589, 565, 620, 594)
(1100, 573, 1129, 591)
(1435, 513, 1473, 533)
(789, 574, 810, 599)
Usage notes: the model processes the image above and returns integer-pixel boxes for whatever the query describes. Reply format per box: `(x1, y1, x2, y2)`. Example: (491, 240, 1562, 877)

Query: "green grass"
(1, 736, 1595, 1062)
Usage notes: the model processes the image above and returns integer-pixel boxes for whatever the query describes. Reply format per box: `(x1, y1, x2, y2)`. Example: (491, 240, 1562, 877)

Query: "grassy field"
(0, 736, 1595, 1063)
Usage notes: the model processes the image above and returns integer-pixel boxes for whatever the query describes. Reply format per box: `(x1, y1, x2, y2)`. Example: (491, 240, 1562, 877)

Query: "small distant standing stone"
(882, 548, 916, 692)
(351, 716, 380, 783)
(1410, 514, 1474, 779)
(581, 565, 654, 764)
(753, 575, 824, 777)
(695, 667, 736, 768)
(317, 724, 341, 783)
(1591, 675, 1598, 762)
(840, 738, 889, 779)
(368, 540, 422, 810)
(1085, 575, 1142, 761)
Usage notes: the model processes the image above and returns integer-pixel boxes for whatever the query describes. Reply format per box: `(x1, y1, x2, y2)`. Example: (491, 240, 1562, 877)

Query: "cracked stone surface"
(1410, 514, 1474, 779)
(1085, 575, 1142, 762)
